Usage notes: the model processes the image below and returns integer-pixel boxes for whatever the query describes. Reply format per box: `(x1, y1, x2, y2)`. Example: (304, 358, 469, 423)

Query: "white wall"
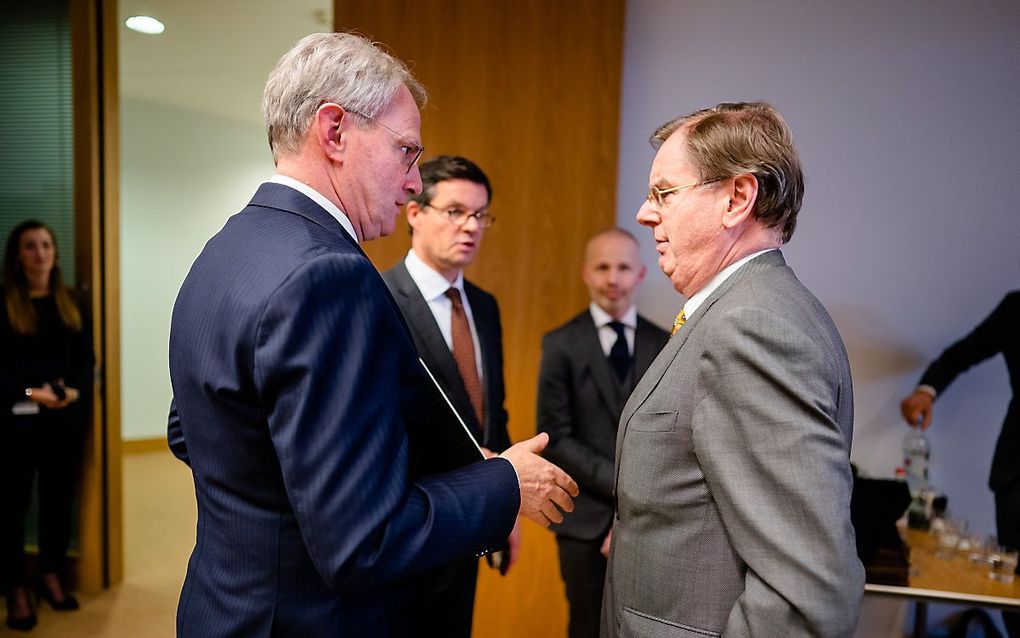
(120, 97, 272, 439)
(619, 0, 1020, 633)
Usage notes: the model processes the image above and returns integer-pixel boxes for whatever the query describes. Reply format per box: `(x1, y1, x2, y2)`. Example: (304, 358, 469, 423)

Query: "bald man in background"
(537, 228, 667, 638)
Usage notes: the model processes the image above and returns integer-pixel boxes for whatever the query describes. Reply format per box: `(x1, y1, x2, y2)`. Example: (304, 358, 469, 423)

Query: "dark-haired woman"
(1, 221, 92, 631)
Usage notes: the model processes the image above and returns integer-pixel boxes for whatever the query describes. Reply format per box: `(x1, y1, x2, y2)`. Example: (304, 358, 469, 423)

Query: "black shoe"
(5, 591, 37, 632)
(38, 586, 79, 611)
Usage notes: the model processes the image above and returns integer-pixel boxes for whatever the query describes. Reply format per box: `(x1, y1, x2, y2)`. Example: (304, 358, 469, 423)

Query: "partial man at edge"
(901, 290, 1020, 637)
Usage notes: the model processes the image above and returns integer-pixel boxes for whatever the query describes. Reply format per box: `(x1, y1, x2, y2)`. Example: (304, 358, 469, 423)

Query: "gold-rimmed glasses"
(346, 109, 424, 174)
(646, 177, 723, 208)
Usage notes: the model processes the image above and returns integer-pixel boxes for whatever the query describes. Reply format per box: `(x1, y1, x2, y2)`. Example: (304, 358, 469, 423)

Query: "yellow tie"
(671, 309, 686, 337)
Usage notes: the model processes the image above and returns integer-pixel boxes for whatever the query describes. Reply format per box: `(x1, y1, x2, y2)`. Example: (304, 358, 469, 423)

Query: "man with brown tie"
(382, 155, 516, 637)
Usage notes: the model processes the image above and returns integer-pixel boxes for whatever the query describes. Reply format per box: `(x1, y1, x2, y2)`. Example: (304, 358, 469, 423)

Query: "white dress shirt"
(589, 303, 638, 357)
(404, 250, 484, 380)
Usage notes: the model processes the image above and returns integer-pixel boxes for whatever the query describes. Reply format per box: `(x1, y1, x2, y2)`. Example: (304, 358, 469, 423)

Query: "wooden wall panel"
(334, 1, 625, 636)
(70, 0, 122, 591)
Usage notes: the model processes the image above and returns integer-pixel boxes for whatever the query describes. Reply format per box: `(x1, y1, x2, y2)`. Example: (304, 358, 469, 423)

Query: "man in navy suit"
(383, 155, 517, 637)
(537, 228, 667, 638)
(167, 33, 577, 637)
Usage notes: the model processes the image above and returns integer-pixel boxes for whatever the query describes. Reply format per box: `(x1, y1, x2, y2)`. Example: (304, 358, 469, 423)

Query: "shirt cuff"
(916, 385, 937, 398)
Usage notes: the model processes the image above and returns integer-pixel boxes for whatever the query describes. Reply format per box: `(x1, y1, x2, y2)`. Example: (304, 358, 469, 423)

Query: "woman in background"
(1, 221, 92, 632)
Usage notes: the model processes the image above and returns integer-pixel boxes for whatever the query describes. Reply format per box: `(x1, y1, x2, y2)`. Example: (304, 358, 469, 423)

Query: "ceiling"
(119, 0, 331, 127)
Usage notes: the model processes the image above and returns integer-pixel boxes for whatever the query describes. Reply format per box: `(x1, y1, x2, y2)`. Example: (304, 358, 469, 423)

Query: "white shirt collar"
(683, 248, 777, 318)
(589, 302, 637, 329)
(268, 174, 359, 244)
(405, 249, 464, 301)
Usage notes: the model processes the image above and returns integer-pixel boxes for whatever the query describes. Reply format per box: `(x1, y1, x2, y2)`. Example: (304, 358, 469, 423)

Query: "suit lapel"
(576, 314, 628, 414)
(390, 263, 481, 434)
(614, 251, 786, 497)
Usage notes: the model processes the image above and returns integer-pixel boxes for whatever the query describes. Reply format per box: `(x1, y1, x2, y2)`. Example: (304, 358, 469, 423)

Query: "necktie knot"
(608, 321, 626, 340)
(445, 287, 463, 307)
(671, 309, 687, 337)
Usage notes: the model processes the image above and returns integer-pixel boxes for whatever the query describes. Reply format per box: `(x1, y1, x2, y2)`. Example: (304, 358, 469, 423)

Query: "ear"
(314, 102, 347, 161)
(721, 173, 758, 229)
(637, 264, 647, 283)
(405, 201, 425, 230)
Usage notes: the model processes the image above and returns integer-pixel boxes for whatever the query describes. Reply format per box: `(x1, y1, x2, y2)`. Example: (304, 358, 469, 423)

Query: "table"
(864, 528, 1020, 637)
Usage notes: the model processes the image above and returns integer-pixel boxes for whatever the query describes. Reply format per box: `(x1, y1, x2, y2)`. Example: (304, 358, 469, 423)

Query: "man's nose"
(636, 201, 659, 227)
(404, 165, 423, 196)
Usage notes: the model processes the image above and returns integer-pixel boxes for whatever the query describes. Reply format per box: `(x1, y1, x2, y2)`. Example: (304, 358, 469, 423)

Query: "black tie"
(607, 321, 631, 381)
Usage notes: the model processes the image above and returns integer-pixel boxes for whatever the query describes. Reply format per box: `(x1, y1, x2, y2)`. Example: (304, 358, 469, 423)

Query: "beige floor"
(1, 450, 195, 638)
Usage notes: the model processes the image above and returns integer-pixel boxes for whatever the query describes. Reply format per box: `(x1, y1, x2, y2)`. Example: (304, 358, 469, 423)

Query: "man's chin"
(372, 219, 398, 240)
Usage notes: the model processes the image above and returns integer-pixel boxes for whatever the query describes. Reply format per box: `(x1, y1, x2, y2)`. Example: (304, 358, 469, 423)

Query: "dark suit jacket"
(919, 291, 1020, 492)
(537, 310, 667, 540)
(167, 183, 519, 637)
(382, 260, 511, 453)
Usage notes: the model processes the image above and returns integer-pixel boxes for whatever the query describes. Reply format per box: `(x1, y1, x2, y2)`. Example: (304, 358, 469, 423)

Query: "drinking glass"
(988, 545, 1019, 583)
(935, 518, 967, 560)
(963, 534, 989, 563)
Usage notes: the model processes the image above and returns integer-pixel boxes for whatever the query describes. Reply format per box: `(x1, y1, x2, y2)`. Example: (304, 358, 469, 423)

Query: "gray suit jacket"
(602, 251, 863, 638)
(538, 310, 668, 540)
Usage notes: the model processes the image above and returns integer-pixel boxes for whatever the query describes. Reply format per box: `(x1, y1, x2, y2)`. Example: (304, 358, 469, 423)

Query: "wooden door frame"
(69, 0, 122, 592)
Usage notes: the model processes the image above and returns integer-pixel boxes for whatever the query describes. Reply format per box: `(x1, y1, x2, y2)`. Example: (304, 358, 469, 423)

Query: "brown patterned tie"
(446, 288, 485, 430)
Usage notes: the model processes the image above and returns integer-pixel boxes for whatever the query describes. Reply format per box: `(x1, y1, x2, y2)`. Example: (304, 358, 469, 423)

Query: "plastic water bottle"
(902, 420, 930, 496)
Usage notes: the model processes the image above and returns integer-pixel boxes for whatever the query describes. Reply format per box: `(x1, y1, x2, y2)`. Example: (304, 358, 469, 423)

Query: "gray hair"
(261, 32, 427, 162)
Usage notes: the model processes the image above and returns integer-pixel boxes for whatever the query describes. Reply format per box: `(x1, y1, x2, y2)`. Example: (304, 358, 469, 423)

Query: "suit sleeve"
(167, 398, 189, 466)
(537, 333, 615, 498)
(254, 254, 520, 591)
(692, 306, 863, 638)
(920, 293, 1017, 395)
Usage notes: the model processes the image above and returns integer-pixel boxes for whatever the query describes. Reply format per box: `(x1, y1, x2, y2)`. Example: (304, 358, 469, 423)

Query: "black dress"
(0, 290, 92, 590)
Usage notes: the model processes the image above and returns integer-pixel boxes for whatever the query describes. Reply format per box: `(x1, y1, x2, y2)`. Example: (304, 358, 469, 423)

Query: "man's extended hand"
(500, 432, 579, 526)
(900, 390, 934, 430)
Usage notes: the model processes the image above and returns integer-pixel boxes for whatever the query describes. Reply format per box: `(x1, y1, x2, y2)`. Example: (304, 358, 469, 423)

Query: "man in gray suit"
(538, 228, 667, 638)
(602, 102, 863, 638)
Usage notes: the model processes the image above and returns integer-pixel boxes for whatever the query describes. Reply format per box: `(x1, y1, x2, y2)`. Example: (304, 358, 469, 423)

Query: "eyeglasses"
(646, 177, 723, 208)
(423, 204, 496, 228)
(346, 109, 424, 174)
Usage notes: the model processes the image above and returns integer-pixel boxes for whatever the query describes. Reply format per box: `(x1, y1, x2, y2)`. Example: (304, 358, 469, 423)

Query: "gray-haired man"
(167, 33, 577, 637)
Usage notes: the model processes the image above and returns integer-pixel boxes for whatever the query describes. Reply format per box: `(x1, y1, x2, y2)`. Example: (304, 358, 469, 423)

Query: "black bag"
(850, 467, 912, 585)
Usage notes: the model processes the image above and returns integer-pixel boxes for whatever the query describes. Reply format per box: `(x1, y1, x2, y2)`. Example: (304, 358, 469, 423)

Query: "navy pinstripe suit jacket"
(168, 183, 519, 637)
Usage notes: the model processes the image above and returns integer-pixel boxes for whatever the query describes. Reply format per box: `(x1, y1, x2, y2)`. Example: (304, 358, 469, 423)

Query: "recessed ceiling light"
(125, 16, 165, 35)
